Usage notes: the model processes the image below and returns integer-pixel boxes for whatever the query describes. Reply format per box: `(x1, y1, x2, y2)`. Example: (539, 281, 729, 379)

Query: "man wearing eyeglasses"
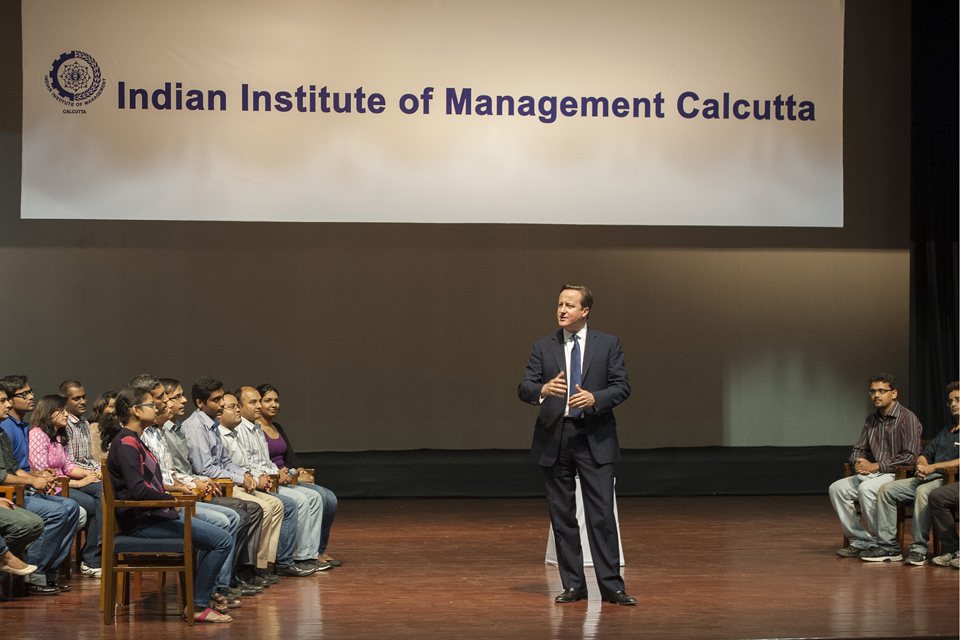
(0, 376, 37, 471)
(829, 373, 922, 558)
(865, 381, 959, 565)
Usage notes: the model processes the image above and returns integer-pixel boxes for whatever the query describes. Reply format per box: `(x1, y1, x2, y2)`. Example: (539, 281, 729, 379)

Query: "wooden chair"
(0, 485, 24, 507)
(100, 462, 198, 626)
(212, 479, 234, 497)
(291, 469, 315, 486)
(841, 442, 933, 549)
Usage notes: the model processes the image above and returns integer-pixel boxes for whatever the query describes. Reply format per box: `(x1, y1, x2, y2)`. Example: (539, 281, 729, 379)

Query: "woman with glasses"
(101, 387, 234, 623)
(28, 394, 103, 575)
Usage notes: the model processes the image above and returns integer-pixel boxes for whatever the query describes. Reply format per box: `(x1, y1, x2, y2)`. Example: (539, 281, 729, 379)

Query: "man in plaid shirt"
(59, 379, 104, 576)
(829, 373, 922, 558)
(59, 381, 99, 473)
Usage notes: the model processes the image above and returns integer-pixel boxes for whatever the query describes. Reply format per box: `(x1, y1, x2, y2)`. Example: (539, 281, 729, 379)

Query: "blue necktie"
(569, 335, 582, 418)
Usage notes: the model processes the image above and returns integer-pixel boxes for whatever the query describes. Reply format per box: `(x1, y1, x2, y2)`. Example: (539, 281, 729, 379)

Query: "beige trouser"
(232, 488, 284, 568)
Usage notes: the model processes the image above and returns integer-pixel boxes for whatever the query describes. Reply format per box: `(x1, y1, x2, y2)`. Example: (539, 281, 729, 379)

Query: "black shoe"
(276, 564, 315, 577)
(300, 559, 333, 571)
(255, 568, 281, 584)
(26, 583, 60, 596)
(231, 574, 263, 594)
(555, 587, 588, 603)
(236, 569, 263, 587)
(836, 545, 862, 558)
(323, 557, 343, 567)
(603, 591, 637, 606)
(50, 581, 71, 592)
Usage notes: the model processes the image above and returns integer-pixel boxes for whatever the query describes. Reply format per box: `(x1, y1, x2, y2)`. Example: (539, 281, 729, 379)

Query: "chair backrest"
(100, 461, 118, 545)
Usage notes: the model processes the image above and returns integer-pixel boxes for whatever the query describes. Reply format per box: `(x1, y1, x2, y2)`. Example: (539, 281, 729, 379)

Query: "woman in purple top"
(257, 384, 340, 566)
(102, 387, 234, 623)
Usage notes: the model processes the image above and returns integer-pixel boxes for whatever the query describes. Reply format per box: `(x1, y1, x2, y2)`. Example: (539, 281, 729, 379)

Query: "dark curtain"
(909, 0, 960, 437)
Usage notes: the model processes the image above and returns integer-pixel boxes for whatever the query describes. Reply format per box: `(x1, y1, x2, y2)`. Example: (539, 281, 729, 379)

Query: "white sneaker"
(80, 562, 102, 578)
(931, 551, 958, 568)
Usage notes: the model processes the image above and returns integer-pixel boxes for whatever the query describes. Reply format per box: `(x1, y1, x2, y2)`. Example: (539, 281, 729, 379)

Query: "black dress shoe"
(254, 568, 280, 584)
(50, 581, 71, 592)
(26, 583, 60, 596)
(603, 591, 637, 606)
(555, 587, 589, 603)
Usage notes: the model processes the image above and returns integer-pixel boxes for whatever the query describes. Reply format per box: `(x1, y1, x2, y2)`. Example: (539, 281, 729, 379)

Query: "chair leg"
(102, 569, 116, 625)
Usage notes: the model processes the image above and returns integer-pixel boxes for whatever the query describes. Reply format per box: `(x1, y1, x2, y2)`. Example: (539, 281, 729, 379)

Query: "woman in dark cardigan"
(256, 384, 340, 567)
(102, 387, 234, 623)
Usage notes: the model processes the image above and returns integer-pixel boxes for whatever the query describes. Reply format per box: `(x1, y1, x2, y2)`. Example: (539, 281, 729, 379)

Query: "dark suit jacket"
(518, 327, 630, 466)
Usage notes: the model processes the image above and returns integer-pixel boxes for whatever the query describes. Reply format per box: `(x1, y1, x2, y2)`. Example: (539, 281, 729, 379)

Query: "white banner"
(22, 0, 844, 225)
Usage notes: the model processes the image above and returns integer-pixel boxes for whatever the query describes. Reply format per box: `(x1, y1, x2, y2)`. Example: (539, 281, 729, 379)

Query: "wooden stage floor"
(1, 496, 956, 639)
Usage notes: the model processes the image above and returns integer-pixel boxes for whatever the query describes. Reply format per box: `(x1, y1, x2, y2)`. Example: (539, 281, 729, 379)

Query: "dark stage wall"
(0, 1, 948, 497)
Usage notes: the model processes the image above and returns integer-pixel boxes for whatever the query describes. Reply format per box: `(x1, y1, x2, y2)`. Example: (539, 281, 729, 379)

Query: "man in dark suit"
(518, 285, 636, 606)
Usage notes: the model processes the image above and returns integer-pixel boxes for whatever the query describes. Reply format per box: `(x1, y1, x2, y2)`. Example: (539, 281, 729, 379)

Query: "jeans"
(130, 516, 232, 609)
(828, 471, 894, 549)
(23, 493, 80, 584)
(273, 492, 298, 567)
(193, 502, 240, 588)
(876, 474, 944, 553)
(66, 482, 103, 568)
(278, 485, 322, 560)
(297, 482, 338, 554)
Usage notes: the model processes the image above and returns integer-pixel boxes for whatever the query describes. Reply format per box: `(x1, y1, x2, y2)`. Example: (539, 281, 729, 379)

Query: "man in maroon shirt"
(828, 373, 922, 558)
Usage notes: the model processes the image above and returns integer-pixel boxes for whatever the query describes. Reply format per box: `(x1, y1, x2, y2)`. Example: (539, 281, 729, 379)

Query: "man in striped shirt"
(829, 373, 923, 558)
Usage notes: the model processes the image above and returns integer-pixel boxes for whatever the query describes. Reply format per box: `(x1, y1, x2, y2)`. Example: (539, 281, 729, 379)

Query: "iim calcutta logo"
(44, 51, 106, 113)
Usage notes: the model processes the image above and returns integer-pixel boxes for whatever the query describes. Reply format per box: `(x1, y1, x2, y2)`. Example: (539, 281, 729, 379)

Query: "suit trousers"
(542, 419, 624, 597)
(210, 496, 262, 569)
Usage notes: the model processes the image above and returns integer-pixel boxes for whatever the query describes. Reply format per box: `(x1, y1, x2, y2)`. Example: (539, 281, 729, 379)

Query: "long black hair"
(87, 391, 117, 422)
(30, 394, 69, 447)
(99, 387, 150, 452)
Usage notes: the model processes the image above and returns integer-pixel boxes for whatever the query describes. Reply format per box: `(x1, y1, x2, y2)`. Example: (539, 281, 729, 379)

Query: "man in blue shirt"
(0, 376, 35, 470)
(864, 381, 960, 565)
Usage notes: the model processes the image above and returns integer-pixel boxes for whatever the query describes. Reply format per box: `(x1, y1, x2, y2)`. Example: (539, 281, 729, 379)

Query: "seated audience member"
(928, 480, 960, 568)
(0, 493, 41, 577)
(864, 381, 960, 564)
(28, 394, 103, 576)
(159, 378, 265, 596)
(101, 387, 234, 623)
(218, 391, 314, 578)
(0, 386, 80, 595)
(233, 386, 326, 572)
(131, 375, 246, 608)
(0, 376, 37, 471)
(59, 381, 107, 577)
(181, 377, 305, 582)
(258, 383, 341, 567)
(87, 391, 116, 464)
(829, 373, 922, 558)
